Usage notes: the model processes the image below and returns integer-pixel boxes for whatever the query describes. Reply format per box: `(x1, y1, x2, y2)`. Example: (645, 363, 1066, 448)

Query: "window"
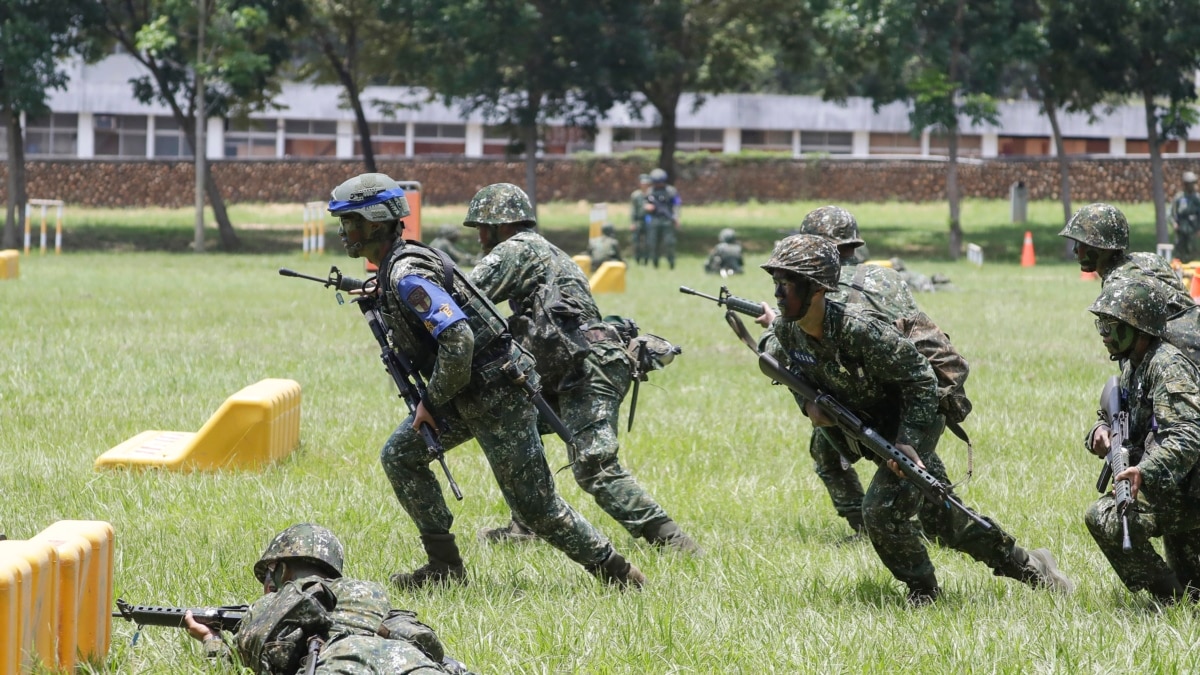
(869, 132, 921, 155)
(94, 114, 148, 157)
(284, 119, 337, 157)
(412, 123, 465, 156)
(929, 133, 982, 158)
(354, 121, 407, 157)
(799, 131, 852, 154)
(677, 128, 723, 152)
(740, 129, 791, 151)
(999, 136, 1050, 157)
(153, 115, 193, 158)
(25, 113, 78, 156)
(224, 118, 277, 158)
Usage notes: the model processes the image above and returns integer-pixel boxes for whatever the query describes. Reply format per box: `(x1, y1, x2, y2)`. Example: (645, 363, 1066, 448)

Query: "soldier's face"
(1095, 316, 1137, 357)
(338, 214, 370, 258)
(1072, 240, 1103, 273)
(773, 272, 814, 320)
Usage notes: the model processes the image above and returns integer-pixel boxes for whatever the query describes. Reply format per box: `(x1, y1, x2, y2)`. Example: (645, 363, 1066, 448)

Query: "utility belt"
(582, 323, 621, 346)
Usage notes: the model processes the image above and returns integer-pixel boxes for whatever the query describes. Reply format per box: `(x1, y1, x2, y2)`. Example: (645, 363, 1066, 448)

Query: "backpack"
(843, 265, 973, 427)
(236, 578, 335, 675)
(507, 268, 593, 385)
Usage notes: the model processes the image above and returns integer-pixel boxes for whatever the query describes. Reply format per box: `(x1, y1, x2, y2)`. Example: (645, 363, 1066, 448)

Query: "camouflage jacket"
(378, 237, 512, 408)
(706, 242, 743, 271)
(630, 189, 646, 226)
(1100, 252, 1192, 315)
(1107, 341, 1200, 499)
(1171, 191, 1200, 232)
(587, 235, 622, 264)
(470, 230, 603, 325)
(829, 261, 921, 322)
(762, 300, 940, 447)
(644, 185, 680, 226)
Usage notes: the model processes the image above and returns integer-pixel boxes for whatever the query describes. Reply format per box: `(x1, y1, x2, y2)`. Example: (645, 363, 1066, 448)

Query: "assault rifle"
(679, 286, 764, 318)
(280, 266, 463, 501)
(1097, 375, 1134, 551)
(759, 353, 992, 530)
(112, 598, 248, 633)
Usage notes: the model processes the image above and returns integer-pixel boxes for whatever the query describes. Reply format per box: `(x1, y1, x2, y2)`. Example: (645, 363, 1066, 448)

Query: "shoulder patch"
(396, 275, 467, 338)
(407, 285, 432, 314)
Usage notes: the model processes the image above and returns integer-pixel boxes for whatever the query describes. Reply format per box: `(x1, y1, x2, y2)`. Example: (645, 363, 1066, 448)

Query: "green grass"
(3, 207, 1199, 673)
(16, 198, 1164, 263)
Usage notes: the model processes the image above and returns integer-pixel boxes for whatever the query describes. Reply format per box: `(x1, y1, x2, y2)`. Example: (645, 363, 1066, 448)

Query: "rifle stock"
(112, 598, 247, 633)
(758, 352, 992, 530)
(1098, 375, 1134, 551)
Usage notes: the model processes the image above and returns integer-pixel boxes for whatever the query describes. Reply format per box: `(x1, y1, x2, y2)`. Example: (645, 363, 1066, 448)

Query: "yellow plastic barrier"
(589, 261, 626, 294)
(94, 378, 302, 471)
(0, 556, 31, 675)
(0, 541, 58, 672)
(572, 254, 592, 277)
(0, 250, 17, 280)
(864, 259, 894, 268)
(30, 521, 114, 670)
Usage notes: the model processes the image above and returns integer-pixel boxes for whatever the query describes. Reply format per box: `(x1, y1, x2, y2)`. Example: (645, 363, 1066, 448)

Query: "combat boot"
(906, 584, 941, 607)
(836, 513, 867, 546)
(476, 519, 538, 545)
(998, 547, 1074, 594)
(643, 518, 703, 555)
(587, 550, 646, 589)
(390, 533, 467, 590)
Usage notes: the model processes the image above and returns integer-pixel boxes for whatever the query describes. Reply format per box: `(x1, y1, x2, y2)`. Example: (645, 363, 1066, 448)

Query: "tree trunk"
(1043, 98, 1074, 259)
(2, 109, 26, 250)
(1145, 90, 1168, 245)
(181, 111, 240, 250)
(522, 120, 538, 217)
(317, 30, 375, 173)
(946, 129, 962, 260)
(657, 98, 679, 181)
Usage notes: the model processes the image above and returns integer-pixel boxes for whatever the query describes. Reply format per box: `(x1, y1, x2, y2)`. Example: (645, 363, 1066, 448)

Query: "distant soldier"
(586, 223, 623, 266)
(643, 168, 681, 269)
(428, 224, 477, 266)
(704, 228, 744, 276)
(1170, 171, 1200, 262)
(630, 173, 651, 265)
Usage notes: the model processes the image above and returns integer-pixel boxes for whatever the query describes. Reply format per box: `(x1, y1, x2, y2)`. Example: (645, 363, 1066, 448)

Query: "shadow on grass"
(60, 225, 305, 254)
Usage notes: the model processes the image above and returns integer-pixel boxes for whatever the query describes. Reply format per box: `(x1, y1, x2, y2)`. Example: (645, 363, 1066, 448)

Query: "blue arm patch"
(397, 275, 467, 338)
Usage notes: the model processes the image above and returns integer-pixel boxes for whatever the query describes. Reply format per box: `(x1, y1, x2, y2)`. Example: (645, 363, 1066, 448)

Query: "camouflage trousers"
(535, 343, 670, 539)
(1085, 487, 1200, 600)
(1176, 229, 1196, 263)
(646, 221, 677, 269)
(314, 635, 447, 675)
(633, 222, 649, 265)
(379, 377, 612, 567)
(808, 428, 866, 530)
(857, 417, 1026, 591)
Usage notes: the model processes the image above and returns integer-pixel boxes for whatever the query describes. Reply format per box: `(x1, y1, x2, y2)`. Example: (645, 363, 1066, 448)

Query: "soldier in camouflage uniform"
(704, 228, 744, 275)
(184, 524, 470, 674)
(1084, 278, 1200, 605)
(1170, 171, 1200, 262)
(328, 173, 644, 589)
(586, 222, 623, 266)
(630, 173, 651, 265)
(643, 168, 681, 269)
(464, 183, 699, 553)
(1059, 202, 1200, 362)
(428, 224, 477, 266)
(757, 234, 1073, 605)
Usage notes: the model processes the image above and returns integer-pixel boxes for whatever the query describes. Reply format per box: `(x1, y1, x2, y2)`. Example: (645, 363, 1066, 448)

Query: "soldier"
(184, 524, 471, 674)
(643, 168, 681, 269)
(586, 222, 623, 266)
(704, 228, 744, 276)
(428, 224, 477, 266)
(463, 183, 699, 553)
(757, 234, 1072, 605)
(328, 173, 644, 589)
(1084, 278, 1200, 605)
(1059, 202, 1200, 362)
(1170, 171, 1200, 262)
(630, 173, 651, 265)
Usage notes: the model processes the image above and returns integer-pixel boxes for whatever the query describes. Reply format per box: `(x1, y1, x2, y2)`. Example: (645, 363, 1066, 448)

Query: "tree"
(410, 0, 644, 211)
(798, 0, 1035, 259)
(631, 0, 773, 181)
(92, 0, 302, 251)
(292, 0, 425, 173)
(0, 0, 99, 249)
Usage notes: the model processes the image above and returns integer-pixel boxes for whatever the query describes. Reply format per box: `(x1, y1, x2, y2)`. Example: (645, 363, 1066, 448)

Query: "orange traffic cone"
(1020, 231, 1036, 267)
(1190, 271, 1200, 302)
(1081, 271, 1098, 281)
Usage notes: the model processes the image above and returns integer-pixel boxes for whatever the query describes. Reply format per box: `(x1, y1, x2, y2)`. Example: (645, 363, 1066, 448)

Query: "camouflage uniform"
(428, 225, 477, 266)
(587, 225, 623, 266)
(644, 169, 681, 269)
(630, 175, 650, 265)
(1170, 174, 1200, 262)
(469, 204, 694, 549)
(375, 235, 616, 569)
(1085, 279, 1200, 603)
(704, 228, 744, 275)
(761, 234, 1071, 602)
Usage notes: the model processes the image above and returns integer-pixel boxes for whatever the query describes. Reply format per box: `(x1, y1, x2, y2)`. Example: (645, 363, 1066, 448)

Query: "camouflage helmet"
(761, 234, 840, 290)
(252, 524, 344, 583)
(463, 183, 536, 228)
(638, 173, 651, 184)
(649, 168, 668, 183)
(1184, 171, 1198, 184)
(799, 205, 865, 248)
(601, 222, 616, 235)
(327, 173, 410, 222)
(719, 228, 737, 243)
(1088, 277, 1167, 338)
(438, 224, 459, 240)
(1058, 203, 1129, 251)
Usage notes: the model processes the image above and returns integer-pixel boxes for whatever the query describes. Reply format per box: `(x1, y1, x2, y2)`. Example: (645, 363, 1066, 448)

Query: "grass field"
(3, 201, 1200, 673)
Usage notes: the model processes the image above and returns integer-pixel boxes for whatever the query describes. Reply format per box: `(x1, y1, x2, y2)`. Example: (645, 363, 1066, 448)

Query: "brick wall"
(1, 156, 1196, 207)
